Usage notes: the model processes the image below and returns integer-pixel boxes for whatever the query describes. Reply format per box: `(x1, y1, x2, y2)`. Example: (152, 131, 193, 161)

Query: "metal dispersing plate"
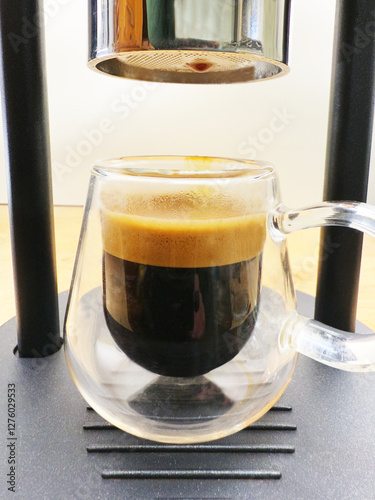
(95, 51, 283, 84)
(1, 291, 375, 499)
(121, 51, 254, 73)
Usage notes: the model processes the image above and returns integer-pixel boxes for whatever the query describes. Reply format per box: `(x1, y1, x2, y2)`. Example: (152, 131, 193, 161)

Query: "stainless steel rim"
(89, 0, 291, 84)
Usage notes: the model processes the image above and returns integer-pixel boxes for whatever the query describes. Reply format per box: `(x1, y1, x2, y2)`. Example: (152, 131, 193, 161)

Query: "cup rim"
(92, 156, 275, 180)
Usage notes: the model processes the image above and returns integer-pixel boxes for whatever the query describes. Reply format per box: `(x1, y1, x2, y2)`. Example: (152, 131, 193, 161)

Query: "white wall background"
(0, 0, 375, 207)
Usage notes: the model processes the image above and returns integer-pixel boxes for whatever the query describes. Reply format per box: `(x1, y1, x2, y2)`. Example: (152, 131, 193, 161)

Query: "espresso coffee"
(100, 188, 266, 377)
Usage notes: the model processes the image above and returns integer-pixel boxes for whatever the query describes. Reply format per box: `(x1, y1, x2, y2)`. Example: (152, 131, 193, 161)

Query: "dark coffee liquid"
(100, 188, 266, 377)
(103, 252, 261, 377)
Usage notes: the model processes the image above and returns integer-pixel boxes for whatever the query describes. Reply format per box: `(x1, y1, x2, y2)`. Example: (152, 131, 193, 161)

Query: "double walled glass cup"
(64, 156, 375, 443)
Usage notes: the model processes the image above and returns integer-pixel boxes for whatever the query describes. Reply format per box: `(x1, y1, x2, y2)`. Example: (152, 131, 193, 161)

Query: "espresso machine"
(1, 1, 375, 498)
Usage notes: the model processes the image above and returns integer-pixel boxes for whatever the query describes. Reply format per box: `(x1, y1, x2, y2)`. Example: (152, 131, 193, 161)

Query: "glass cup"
(64, 156, 375, 443)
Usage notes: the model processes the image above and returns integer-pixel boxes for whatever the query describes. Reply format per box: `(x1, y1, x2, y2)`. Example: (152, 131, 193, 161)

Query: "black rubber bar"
(83, 422, 297, 431)
(86, 444, 295, 453)
(245, 423, 297, 431)
(315, 0, 375, 332)
(101, 470, 282, 480)
(86, 404, 292, 412)
(0, 0, 62, 356)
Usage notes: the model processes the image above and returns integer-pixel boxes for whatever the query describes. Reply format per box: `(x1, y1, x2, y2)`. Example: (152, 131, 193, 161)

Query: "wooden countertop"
(1, 204, 375, 330)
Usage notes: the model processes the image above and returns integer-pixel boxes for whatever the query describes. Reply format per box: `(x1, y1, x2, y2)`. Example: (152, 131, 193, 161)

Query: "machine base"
(0, 291, 374, 499)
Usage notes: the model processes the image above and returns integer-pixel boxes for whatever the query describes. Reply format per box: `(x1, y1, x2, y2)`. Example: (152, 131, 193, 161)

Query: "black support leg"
(0, 0, 62, 356)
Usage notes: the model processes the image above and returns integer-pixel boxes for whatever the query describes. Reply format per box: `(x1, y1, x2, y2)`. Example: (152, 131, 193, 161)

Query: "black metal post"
(315, 0, 375, 332)
(0, 0, 62, 356)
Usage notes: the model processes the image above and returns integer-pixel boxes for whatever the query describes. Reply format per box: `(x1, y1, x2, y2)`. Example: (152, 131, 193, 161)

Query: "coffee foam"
(100, 188, 266, 268)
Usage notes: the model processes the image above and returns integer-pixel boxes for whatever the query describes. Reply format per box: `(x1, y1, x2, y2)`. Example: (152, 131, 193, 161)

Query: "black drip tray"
(1, 291, 375, 499)
(84, 404, 296, 482)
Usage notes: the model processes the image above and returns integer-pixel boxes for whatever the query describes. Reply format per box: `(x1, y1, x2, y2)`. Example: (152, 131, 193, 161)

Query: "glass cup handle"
(270, 201, 375, 372)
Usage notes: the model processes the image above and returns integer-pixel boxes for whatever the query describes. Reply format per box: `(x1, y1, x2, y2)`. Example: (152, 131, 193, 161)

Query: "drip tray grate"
(83, 405, 296, 481)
